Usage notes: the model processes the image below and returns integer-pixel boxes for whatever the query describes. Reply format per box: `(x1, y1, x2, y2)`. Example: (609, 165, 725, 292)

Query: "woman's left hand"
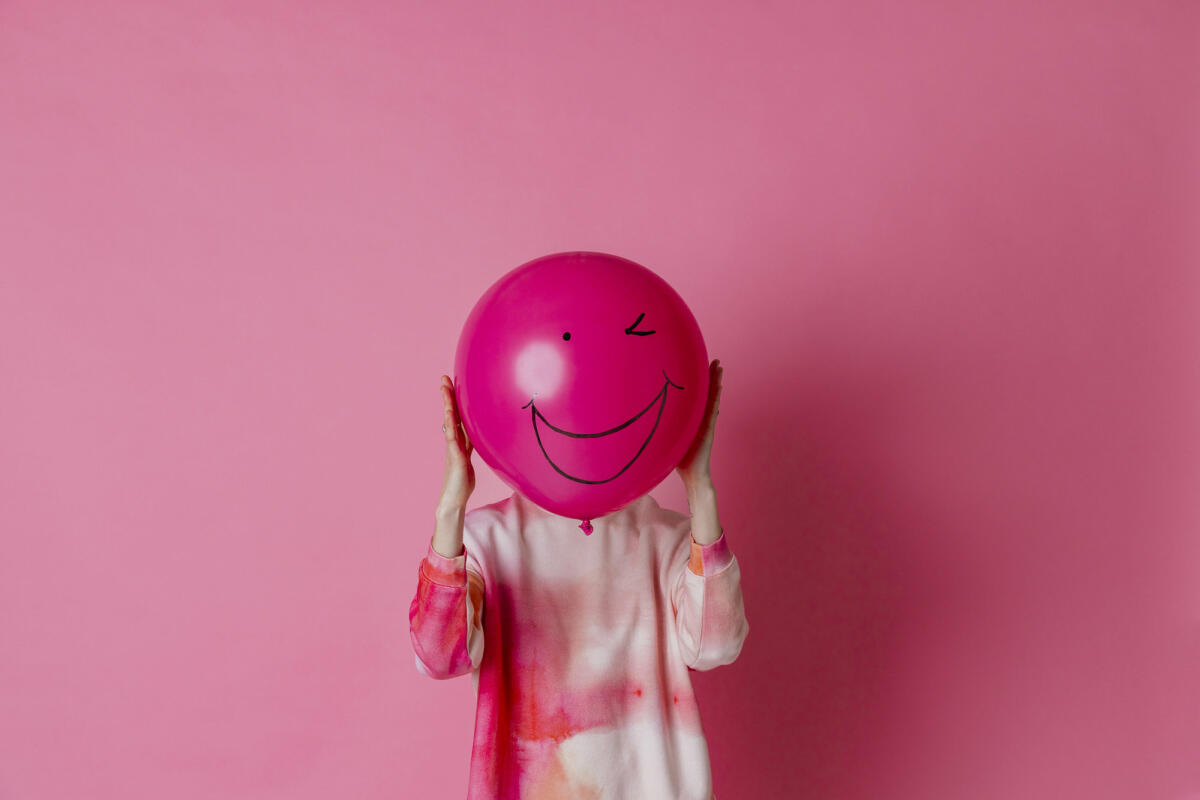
(676, 358, 722, 492)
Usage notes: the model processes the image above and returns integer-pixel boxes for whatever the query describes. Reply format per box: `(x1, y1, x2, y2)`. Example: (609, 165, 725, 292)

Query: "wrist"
(429, 536, 464, 560)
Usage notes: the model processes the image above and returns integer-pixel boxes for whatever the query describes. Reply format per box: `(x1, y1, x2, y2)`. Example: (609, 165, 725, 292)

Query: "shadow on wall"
(690, 323, 1199, 799)
(693, 347, 941, 799)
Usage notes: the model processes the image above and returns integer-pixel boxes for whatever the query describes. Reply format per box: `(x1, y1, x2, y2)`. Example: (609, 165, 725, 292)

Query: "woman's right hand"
(438, 374, 475, 515)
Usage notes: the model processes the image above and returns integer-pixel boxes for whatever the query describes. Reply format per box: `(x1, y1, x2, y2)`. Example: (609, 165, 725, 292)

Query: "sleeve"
(669, 527, 750, 671)
(408, 537, 486, 680)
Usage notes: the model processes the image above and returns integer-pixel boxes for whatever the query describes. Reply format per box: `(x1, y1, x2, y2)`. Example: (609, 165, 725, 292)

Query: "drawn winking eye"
(624, 312, 656, 336)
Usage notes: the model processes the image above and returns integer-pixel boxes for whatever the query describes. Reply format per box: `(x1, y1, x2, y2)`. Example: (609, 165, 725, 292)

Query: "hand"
(438, 375, 476, 513)
(676, 358, 722, 493)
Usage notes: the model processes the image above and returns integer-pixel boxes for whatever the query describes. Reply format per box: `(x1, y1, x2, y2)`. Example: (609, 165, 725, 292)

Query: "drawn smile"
(522, 371, 684, 484)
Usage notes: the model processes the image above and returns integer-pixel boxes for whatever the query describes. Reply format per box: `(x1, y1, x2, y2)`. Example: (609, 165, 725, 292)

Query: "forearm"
(685, 479, 722, 546)
(431, 501, 465, 558)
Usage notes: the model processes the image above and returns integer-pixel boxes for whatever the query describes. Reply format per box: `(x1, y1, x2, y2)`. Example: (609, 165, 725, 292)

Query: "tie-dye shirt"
(409, 489, 749, 800)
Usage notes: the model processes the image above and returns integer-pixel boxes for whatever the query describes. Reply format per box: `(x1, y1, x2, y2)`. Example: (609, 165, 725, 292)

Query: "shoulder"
(464, 495, 512, 527)
(636, 494, 692, 559)
(631, 495, 696, 589)
(461, 495, 518, 573)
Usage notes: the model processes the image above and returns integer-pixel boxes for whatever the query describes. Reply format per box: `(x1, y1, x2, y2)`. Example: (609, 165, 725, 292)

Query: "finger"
(704, 387, 721, 438)
(711, 362, 722, 415)
(446, 377, 464, 424)
(447, 386, 468, 447)
(451, 418, 466, 453)
(704, 366, 721, 420)
(442, 397, 461, 448)
(441, 382, 462, 428)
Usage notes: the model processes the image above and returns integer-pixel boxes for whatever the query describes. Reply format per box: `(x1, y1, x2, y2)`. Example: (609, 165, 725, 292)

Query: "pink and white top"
(409, 489, 749, 800)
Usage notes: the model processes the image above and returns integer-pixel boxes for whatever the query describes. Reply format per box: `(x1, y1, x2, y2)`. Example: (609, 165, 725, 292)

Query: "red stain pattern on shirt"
(408, 567, 473, 678)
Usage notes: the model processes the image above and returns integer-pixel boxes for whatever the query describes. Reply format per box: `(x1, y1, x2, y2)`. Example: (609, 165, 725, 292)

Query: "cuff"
(688, 529, 734, 577)
(421, 539, 468, 587)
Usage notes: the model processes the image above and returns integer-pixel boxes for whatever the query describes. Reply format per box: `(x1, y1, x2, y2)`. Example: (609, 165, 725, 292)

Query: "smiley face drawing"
(454, 252, 709, 527)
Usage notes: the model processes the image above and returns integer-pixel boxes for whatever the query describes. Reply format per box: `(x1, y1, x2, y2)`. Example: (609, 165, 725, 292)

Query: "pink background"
(2, 1, 1197, 798)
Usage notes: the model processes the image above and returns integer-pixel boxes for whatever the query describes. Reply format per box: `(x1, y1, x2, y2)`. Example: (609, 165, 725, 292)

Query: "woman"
(410, 358, 748, 799)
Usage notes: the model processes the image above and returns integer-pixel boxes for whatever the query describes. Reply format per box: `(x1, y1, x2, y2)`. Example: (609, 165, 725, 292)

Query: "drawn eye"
(625, 312, 656, 336)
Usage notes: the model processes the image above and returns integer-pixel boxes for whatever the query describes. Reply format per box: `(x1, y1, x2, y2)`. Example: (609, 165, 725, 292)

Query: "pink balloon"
(454, 251, 709, 530)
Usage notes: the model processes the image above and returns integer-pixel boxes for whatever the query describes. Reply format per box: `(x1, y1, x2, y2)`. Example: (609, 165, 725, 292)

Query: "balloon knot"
(579, 519, 593, 535)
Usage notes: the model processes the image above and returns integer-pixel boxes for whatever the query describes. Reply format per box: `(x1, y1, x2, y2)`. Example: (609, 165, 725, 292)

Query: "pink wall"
(2, 1, 1197, 797)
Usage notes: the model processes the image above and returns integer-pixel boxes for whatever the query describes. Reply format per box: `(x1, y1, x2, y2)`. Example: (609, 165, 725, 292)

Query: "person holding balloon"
(409, 252, 749, 800)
